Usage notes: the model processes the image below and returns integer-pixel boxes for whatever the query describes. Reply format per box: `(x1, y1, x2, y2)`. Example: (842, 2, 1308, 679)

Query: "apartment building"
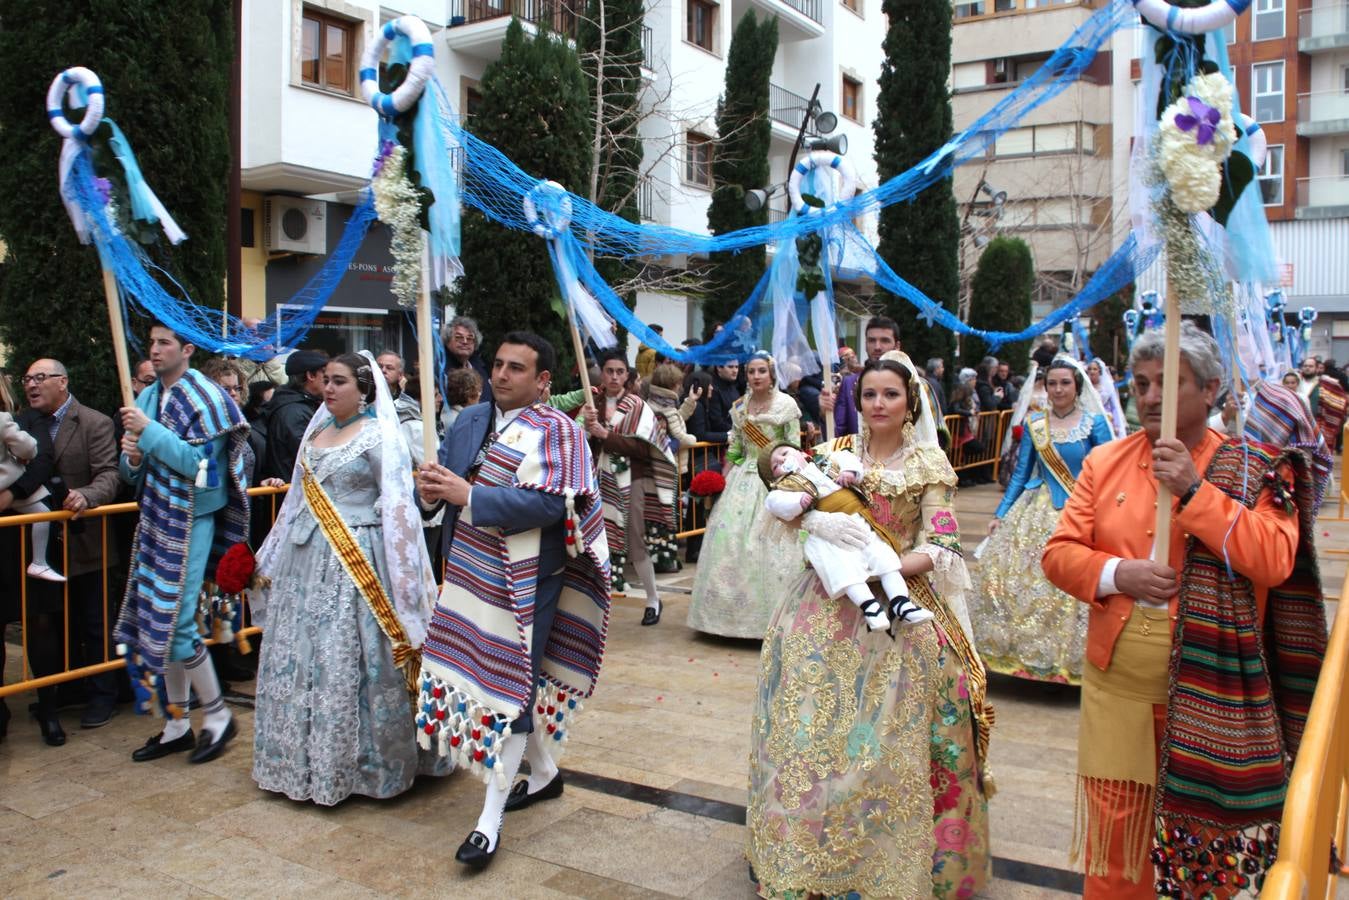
(949, 0, 1135, 323)
(241, 0, 885, 357)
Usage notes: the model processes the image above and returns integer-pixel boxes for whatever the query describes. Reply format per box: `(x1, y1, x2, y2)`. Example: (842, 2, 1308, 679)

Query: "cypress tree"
(961, 236, 1033, 370)
(0, 0, 233, 415)
(873, 0, 960, 367)
(703, 11, 777, 338)
(452, 20, 592, 380)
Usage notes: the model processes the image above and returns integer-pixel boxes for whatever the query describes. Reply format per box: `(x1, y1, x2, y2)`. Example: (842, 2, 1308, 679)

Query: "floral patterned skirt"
(687, 460, 805, 639)
(747, 569, 992, 899)
(968, 485, 1088, 684)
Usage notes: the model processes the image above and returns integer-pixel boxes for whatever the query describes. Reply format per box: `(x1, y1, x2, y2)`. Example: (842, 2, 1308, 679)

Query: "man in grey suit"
(17, 359, 123, 732)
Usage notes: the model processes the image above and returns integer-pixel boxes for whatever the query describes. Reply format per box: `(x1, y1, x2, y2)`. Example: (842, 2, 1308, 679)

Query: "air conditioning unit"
(263, 196, 327, 254)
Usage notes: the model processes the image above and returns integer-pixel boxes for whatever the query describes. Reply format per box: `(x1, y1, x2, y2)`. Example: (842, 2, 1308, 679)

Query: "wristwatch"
(1177, 479, 1202, 510)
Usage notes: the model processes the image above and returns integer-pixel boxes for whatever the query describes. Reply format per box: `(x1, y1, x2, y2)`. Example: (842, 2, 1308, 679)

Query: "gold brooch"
(1116, 492, 1126, 505)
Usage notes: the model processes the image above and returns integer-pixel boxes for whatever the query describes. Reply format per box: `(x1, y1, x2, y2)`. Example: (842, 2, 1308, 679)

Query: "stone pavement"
(3, 482, 1347, 899)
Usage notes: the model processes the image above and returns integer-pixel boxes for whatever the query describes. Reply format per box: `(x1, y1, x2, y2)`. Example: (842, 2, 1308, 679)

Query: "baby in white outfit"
(761, 443, 932, 632)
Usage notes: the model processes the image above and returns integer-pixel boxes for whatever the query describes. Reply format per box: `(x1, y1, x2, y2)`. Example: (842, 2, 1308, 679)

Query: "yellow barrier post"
(1264, 567, 1349, 899)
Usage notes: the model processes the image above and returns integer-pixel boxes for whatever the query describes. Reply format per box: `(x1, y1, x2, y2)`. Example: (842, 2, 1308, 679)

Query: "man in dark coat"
(260, 349, 326, 480)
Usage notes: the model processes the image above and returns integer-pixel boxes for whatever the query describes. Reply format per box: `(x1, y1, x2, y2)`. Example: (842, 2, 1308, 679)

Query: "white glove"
(802, 511, 869, 550)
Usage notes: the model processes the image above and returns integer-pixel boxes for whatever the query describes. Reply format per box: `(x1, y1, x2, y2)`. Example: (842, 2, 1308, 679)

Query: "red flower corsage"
(215, 543, 256, 594)
(690, 471, 726, 497)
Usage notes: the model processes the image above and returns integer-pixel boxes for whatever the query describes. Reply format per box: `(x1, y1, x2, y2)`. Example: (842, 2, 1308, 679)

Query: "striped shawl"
(115, 369, 250, 699)
(418, 405, 610, 782)
(1154, 439, 1325, 884)
(595, 393, 677, 556)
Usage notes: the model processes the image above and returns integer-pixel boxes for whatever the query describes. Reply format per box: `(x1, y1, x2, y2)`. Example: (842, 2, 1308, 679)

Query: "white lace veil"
(1089, 357, 1126, 438)
(1004, 358, 1041, 448)
(1050, 355, 1114, 438)
(252, 350, 437, 648)
(879, 350, 941, 447)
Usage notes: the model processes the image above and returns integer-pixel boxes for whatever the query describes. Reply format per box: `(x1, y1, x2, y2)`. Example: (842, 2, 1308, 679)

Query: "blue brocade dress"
(252, 427, 449, 805)
(967, 411, 1113, 684)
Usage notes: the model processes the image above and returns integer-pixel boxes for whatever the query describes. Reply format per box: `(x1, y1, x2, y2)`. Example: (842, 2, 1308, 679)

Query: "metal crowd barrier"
(0, 486, 288, 699)
(674, 441, 725, 540)
(943, 409, 1014, 479)
(1263, 566, 1349, 899)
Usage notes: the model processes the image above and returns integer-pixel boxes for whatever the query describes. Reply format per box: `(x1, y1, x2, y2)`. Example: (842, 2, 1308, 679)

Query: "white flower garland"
(371, 144, 423, 309)
(1156, 72, 1238, 214)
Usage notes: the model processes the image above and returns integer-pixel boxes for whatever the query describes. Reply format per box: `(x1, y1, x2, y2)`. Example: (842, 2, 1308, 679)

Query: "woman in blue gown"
(967, 356, 1114, 685)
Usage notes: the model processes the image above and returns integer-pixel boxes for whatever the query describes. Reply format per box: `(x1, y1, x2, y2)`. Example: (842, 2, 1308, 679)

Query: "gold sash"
(301, 458, 420, 702)
(1027, 414, 1077, 495)
(742, 419, 772, 449)
(815, 488, 907, 562)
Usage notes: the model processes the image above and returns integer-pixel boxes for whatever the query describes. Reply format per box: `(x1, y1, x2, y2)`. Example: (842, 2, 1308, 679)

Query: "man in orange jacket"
(1043, 321, 1323, 899)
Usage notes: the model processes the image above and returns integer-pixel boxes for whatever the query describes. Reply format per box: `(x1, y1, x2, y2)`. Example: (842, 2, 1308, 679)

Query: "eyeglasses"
(135, 376, 157, 386)
(19, 373, 66, 386)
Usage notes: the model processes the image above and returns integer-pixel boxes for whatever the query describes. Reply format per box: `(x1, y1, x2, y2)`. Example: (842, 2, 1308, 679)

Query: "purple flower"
(94, 177, 112, 205)
(1174, 95, 1220, 146)
(372, 139, 397, 175)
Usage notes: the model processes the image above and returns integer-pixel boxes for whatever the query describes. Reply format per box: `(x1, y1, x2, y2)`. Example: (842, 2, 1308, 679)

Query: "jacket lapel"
(453, 404, 492, 477)
(53, 398, 78, 462)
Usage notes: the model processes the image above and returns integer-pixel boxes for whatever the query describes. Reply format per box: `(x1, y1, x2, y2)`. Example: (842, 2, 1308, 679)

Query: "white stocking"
(473, 732, 526, 852)
(523, 730, 559, 793)
(880, 570, 909, 600)
(162, 662, 191, 741)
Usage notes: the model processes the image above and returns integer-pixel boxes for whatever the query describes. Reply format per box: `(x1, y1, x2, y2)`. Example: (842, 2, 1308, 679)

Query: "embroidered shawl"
(418, 405, 610, 784)
(1152, 440, 1324, 889)
(115, 369, 250, 708)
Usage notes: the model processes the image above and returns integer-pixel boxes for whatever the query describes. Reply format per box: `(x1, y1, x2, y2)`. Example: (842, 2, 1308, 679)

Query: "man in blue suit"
(418, 331, 611, 871)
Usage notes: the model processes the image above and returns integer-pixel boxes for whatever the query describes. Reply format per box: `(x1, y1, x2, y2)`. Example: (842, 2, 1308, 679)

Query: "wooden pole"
(1151, 288, 1180, 566)
(417, 235, 437, 465)
(101, 268, 135, 409)
(823, 372, 836, 444)
(567, 307, 594, 400)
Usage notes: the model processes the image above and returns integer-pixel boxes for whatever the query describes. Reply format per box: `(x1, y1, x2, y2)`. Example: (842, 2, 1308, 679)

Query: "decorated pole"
(46, 66, 184, 409)
(418, 237, 438, 464)
(1151, 290, 1181, 565)
(359, 16, 458, 466)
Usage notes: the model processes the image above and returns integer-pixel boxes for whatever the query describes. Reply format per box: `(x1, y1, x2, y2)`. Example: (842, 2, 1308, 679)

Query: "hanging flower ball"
(1156, 73, 1239, 214)
(689, 470, 726, 497)
(215, 543, 257, 594)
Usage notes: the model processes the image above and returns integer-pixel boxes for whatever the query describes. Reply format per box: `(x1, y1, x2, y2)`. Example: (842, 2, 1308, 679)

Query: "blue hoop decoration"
(522, 181, 573, 240)
(1131, 0, 1249, 34)
(787, 150, 858, 216)
(358, 16, 435, 117)
(46, 67, 104, 140)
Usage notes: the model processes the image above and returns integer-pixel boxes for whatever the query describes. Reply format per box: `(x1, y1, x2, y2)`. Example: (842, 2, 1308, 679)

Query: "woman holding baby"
(746, 351, 994, 900)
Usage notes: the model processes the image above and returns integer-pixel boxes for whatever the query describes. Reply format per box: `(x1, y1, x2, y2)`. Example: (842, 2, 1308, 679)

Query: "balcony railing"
(1297, 91, 1349, 136)
(448, 0, 580, 38)
(638, 177, 655, 221)
(1298, 3, 1349, 51)
(769, 82, 810, 129)
(775, 0, 823, 22)
(1296, 176, 1349, 210)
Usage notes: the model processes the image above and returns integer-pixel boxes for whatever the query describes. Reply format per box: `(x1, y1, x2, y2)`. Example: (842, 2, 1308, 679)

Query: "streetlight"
(744, 83, 845, 212)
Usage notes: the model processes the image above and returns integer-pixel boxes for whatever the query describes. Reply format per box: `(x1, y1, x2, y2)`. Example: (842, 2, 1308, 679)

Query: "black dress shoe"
(455, 830, 497, 868)
(188, 717, 237, 764)
(132, 728, 196, 762)
(641, 602, 662, 626)
(504, 773, 565, 812)
(80, 702, 118, 729)
(34, 708, 65, 747)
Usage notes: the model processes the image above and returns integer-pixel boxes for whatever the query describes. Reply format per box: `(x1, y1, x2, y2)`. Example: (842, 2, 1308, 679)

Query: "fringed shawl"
(418, 405, 611, 785)
(115, 369, 249, 708)
(1151, 441, 1325, 892)
(595, 392, 677, 557)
